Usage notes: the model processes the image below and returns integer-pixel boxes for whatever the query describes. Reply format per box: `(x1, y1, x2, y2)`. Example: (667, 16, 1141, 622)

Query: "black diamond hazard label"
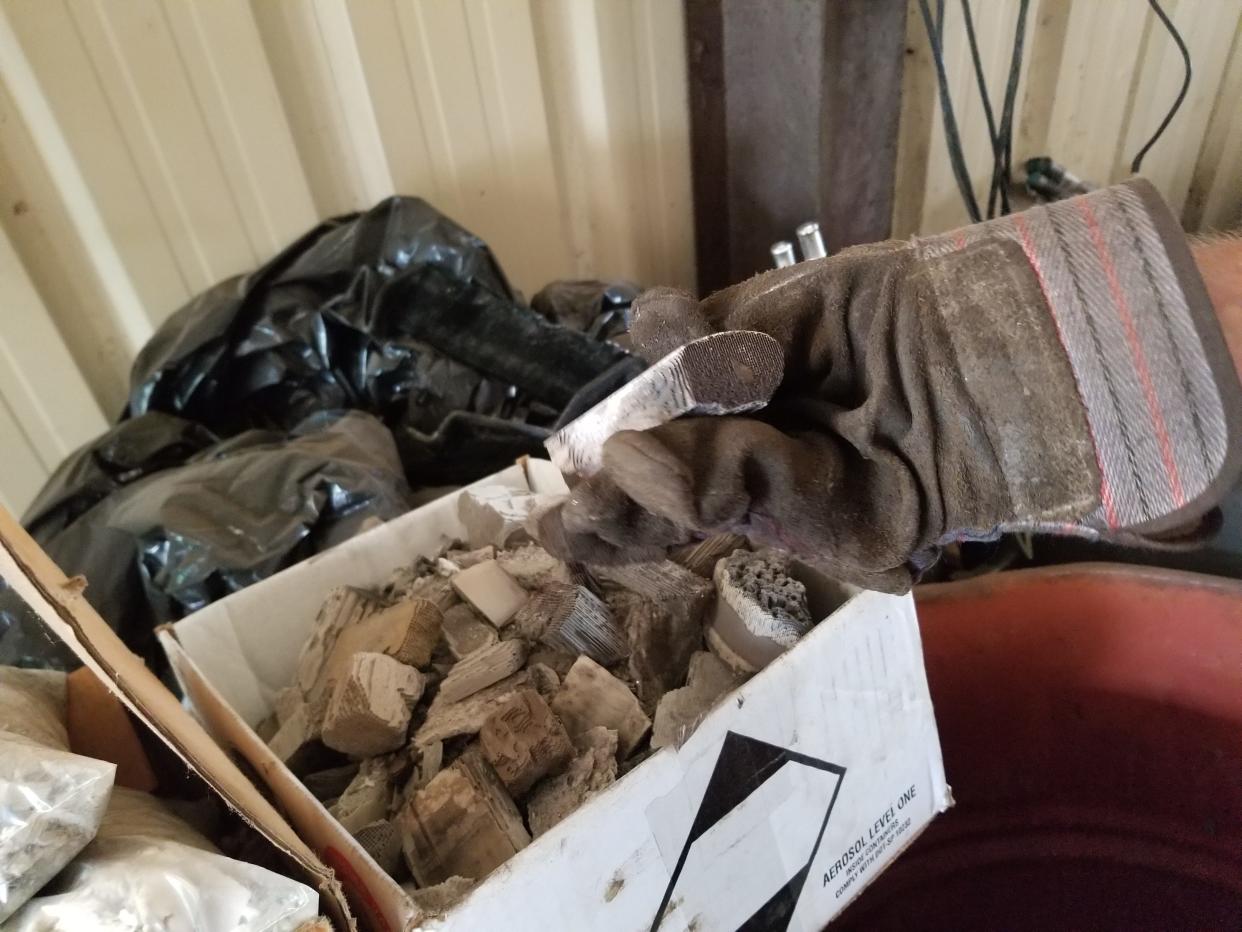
(650, 731, 846, 932)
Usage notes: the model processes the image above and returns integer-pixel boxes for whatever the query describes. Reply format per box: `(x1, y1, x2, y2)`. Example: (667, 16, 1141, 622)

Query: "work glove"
(539, 179, 1242, 592)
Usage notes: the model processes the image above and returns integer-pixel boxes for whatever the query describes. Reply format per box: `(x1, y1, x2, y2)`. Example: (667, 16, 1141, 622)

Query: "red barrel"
(838, 564, 1242, 931)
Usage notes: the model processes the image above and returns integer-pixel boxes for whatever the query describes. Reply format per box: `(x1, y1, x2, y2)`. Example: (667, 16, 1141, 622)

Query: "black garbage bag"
(126, 197, 634, 468)
(22, 412, 218, 544)
(1, 412, 412, 669)
(11, 198, 645, 669)
(531, 279, 640, 342)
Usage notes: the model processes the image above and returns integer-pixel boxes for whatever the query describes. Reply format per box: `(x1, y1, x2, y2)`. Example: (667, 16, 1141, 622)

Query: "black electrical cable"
(992, 0, 1031, 216)
(1130, 0, 1192, 173)
(961, 1, 1000, 187)
(918, 0, 982, 222)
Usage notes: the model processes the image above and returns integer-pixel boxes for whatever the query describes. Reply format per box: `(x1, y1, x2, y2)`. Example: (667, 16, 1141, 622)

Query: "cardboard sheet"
(0, 505, 353, 930)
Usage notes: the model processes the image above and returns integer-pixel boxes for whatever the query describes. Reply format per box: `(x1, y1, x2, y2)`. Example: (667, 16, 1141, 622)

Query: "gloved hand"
(540, 180, 1242, 592)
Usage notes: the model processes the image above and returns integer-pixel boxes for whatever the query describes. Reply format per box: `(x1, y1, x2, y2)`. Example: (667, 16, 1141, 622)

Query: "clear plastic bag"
(0, 731, 116, 923)
(2, 835, 320, 932)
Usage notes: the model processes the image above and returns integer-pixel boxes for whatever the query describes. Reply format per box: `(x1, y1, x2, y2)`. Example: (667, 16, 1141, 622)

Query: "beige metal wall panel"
(897, 0, 1242, 235)
(0, 0, 695, 514)
(2, 0, 1238, 516)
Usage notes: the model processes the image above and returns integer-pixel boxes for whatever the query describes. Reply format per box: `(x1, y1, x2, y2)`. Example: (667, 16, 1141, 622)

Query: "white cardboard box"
(160, 459, 951, 932)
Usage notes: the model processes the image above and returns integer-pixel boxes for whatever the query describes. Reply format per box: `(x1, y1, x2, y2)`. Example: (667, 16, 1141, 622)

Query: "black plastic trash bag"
(22, 413, 218, 545)
(9, 198, 644, 670)
(530, 279, 640, 342)
(1, 412, 412, 669)
(126, 197, 634, 461)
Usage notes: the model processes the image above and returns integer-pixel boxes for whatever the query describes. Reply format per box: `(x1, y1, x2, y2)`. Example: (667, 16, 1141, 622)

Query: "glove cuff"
(920, 179, 1242, 539)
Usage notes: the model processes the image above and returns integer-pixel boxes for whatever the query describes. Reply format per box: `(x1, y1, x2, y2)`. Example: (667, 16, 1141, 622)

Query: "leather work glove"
(539, 180, 1242, 592)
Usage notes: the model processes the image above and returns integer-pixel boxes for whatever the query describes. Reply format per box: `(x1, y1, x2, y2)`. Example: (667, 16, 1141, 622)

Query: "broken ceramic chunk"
(400, 751, 530, 886)
(526, 726, 618, 837)
(624, 597, 702, 705)
(321, 653, 424, 757)
(331, 758, 391, 833)
(415, 671, 531, 746)
(437, 640, 529, 705)
(353, 818, 404, 877)
(707, 549, 813, 671)
(545, 330, 785, 477)
(479, 688, 574, 797)
(403, 574, 460, 612)
(651, 652, 741, 749)
(440, 604, 499, 660)
(403, 876, 477, 915)
(451, 560, 529, 627)
(518, 583, 628, 664)
(526, 662, 560, 700)
(458, 486, 561, 550)
(670, 534, 749, 578)
(442, 546, 497, 573)
(594, 560, 713, 612)
(550, 656, 650, 758)
(495, 544, 570, 590)
(294, 587, 387, 697)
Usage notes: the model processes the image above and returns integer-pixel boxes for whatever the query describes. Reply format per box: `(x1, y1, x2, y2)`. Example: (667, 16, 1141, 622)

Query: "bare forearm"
(1193, 234, 1242, 381)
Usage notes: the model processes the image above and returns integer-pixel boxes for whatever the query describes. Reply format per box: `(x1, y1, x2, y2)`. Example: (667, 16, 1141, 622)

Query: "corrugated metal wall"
(0, 0, 694, 513)
(895, 0, 1242, 237)
(1, 0, 1240, 515)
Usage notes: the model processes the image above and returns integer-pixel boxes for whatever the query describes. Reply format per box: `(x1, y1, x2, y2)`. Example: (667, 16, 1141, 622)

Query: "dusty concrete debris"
(536, 584, 628, 664)
(551, 657, 650, 758)
(294, 587, 387, 697)
(651, 652, 741, 749)
(527, 647, 577, 678)
(458, 485, 560, 549)
(403, 876, 477, 915)
(709, 550, 813, 671)
(401, 740, 444, 804)
(671, 534, 750, 577)
(322, 653, 424, 757)
(451, 560, 529, 627)
(625, 597, 702, 705)
(441, 545, 497, 572)
(401, 573, 460, 612)
(495, 544, 569, 589)
(271, 531, 832, 904)
(331, 758, 390, 833)
(437, 640, 529, 704)
(526, 726, 618, 837)
(479, 688, 574, 796)
(322, 598, 444, 682)
(415, 671, 531, 746)
(353, 818, 403, 877)
(400, 751, 530, 886)
(527, 662, 560, 700)
(595, 560, 713, 611)
(441, 604, 499, 659)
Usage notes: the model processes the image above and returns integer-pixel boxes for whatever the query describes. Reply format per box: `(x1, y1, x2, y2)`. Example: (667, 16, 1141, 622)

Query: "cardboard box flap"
(0, 506, 353, 931)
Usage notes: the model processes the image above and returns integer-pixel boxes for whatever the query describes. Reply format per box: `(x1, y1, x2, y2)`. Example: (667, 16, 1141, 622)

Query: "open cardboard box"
(0, 506, 354, 930)
(158, 459, 951, 931)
